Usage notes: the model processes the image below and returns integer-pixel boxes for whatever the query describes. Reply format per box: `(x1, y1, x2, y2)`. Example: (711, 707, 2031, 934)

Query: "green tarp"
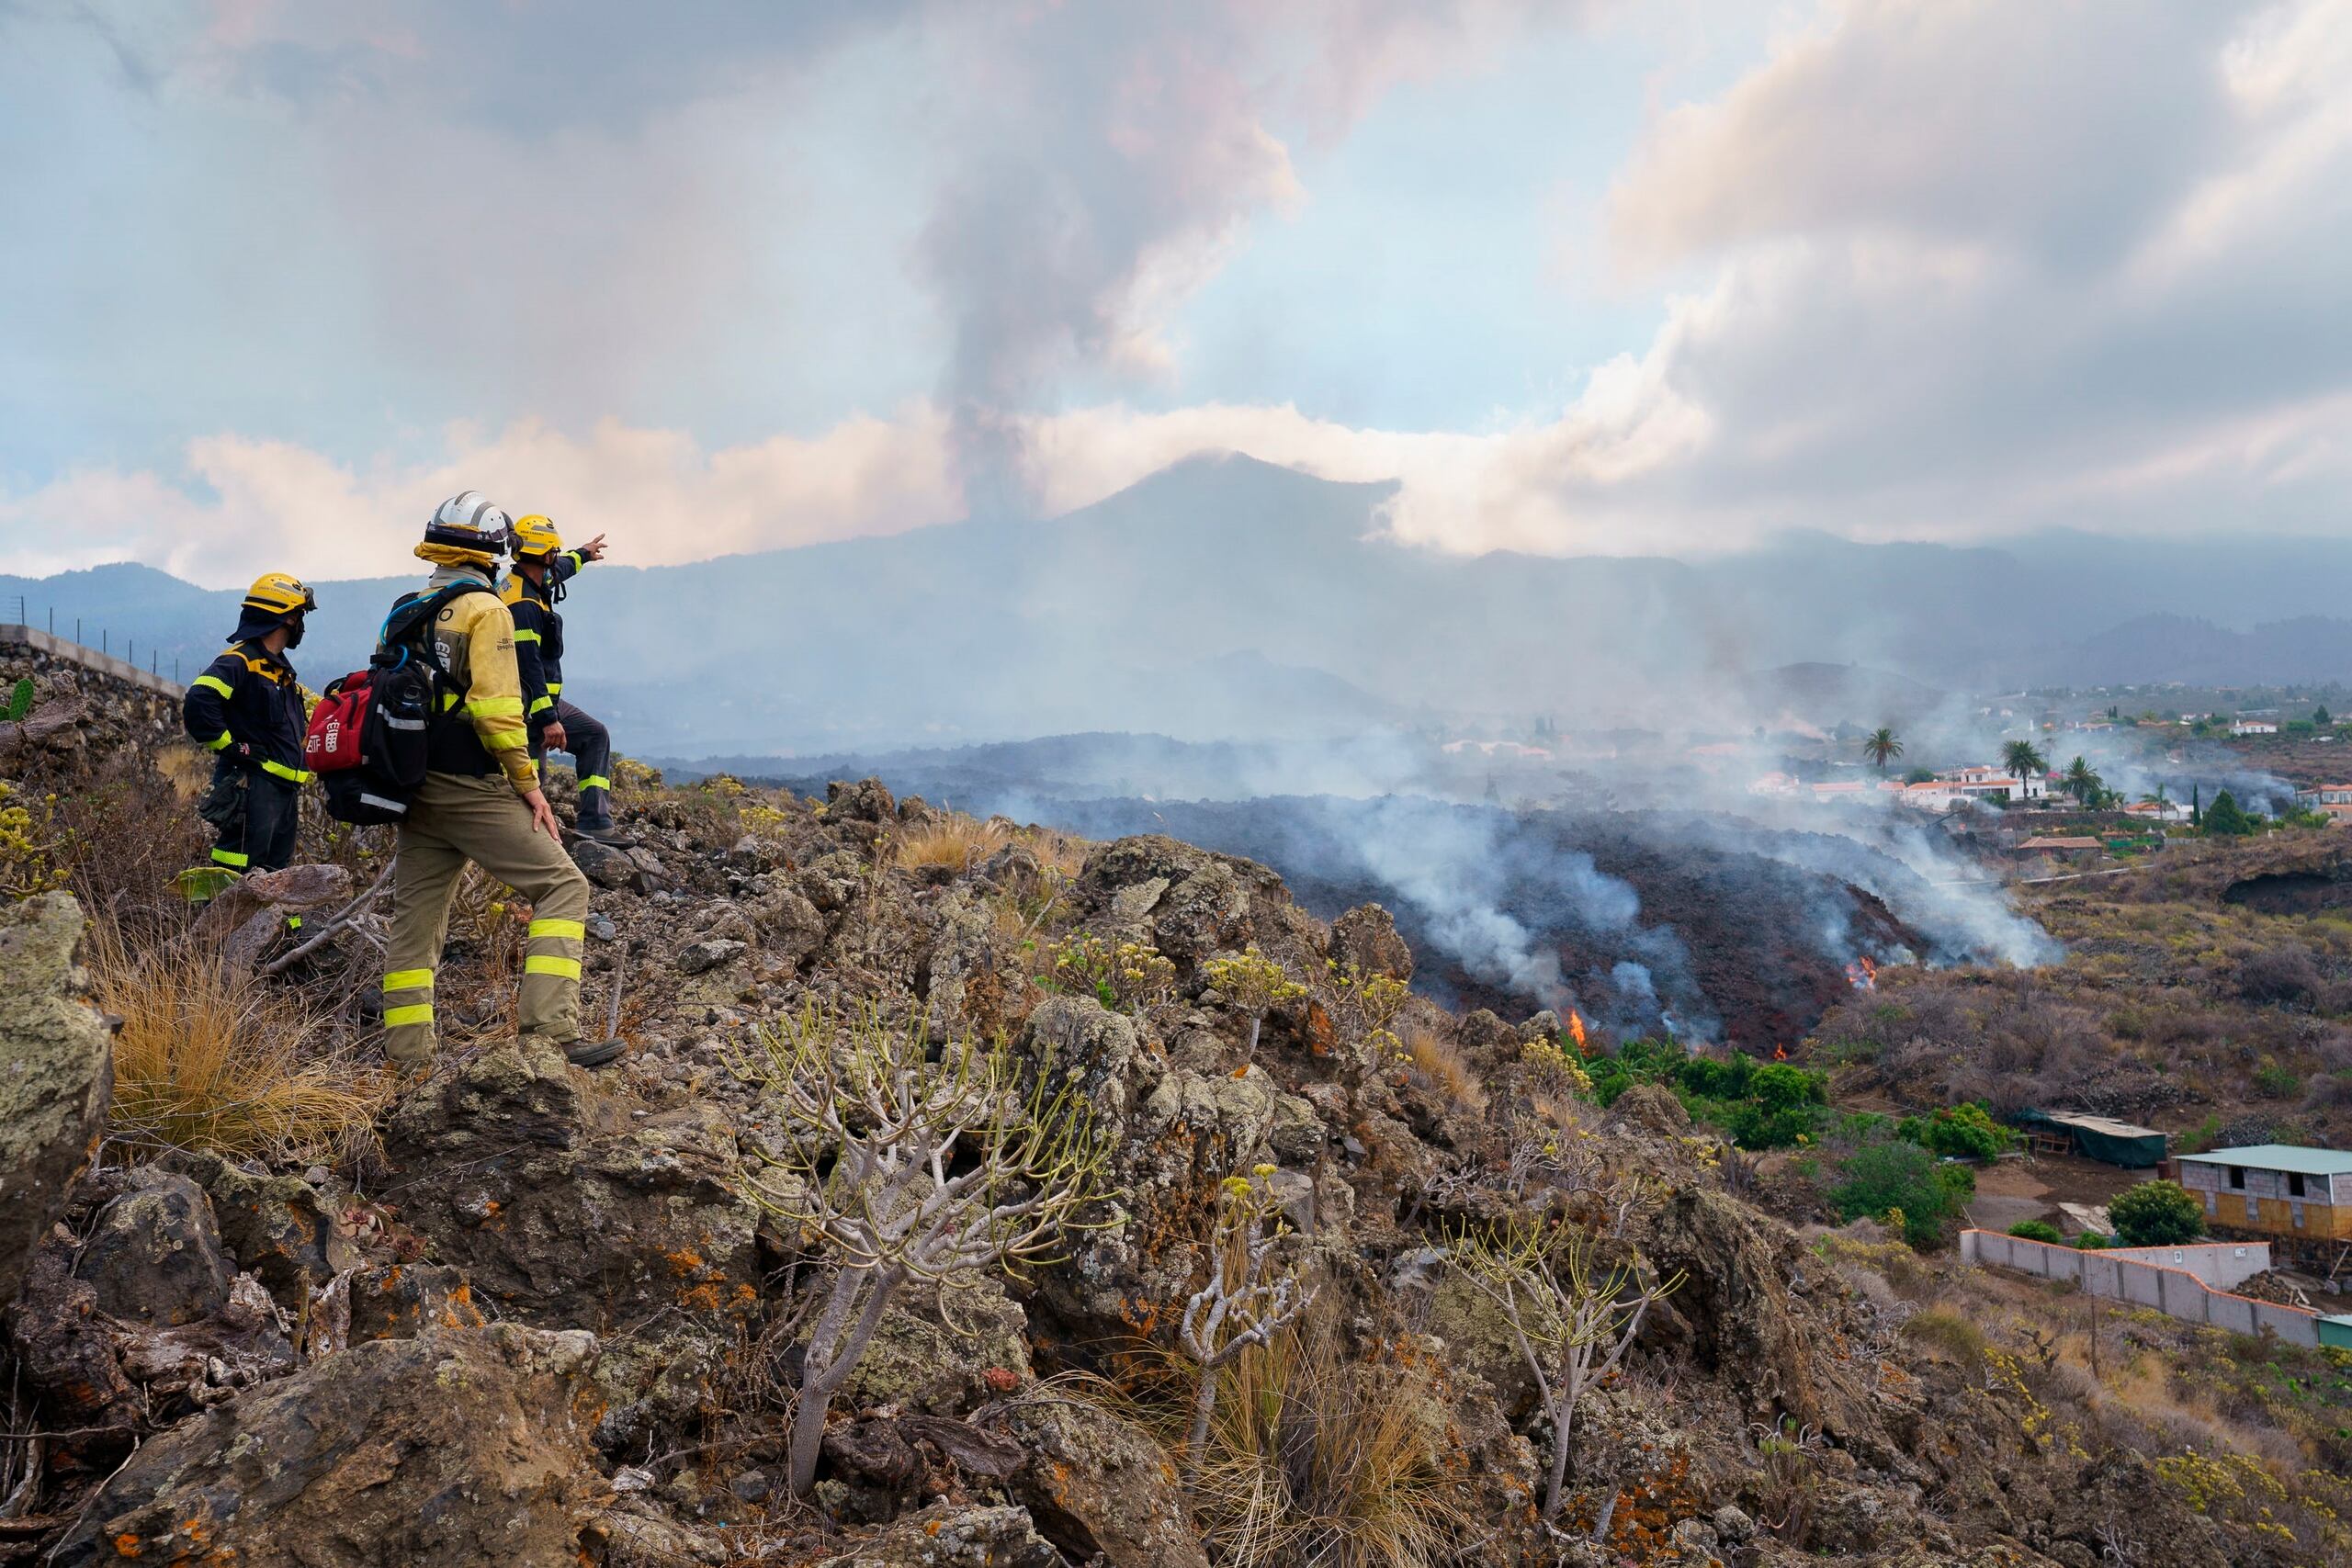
(2015, 1110, 2168, 1168)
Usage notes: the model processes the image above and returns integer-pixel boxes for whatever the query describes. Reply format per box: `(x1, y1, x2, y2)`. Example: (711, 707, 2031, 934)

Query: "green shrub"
(1831, 1141, 1975, 1248)
(2109, 1179, 2204, 1247)
(1896, 1101, 2014, 1160)
(2075, 1232, 2110, 1250)
(2007, 1219, 2064, 1244)
(1589, 1041, 1828, 1149)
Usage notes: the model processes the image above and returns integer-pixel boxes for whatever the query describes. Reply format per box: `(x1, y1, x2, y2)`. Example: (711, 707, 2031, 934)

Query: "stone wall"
(1961, 1229, 2319, 1347)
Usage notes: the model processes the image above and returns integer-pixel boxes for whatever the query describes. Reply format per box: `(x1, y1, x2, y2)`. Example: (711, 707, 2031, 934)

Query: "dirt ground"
(1965, 1151, 2152, 1235)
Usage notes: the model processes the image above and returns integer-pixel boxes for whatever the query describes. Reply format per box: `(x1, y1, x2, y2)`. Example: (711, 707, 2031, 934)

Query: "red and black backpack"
(305, 581, 491, 825)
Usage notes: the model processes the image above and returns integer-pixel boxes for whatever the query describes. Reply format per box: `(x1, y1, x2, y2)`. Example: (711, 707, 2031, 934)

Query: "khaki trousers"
(382, 772, 591, 1066)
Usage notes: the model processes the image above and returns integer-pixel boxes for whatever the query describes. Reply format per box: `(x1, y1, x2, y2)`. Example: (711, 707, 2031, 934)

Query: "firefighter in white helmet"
(377, 491, 621, 1074)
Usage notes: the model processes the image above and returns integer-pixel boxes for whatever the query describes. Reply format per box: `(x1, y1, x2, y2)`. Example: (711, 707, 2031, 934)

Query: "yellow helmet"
(508, 513, 563, 561)
(241, 571, 316, 619)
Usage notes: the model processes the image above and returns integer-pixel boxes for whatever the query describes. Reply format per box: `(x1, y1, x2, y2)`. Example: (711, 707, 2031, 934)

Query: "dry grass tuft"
(1902, 1307, 1988, 1371)
(1188, 1314, 1472, 1568)
(897, 812, 1012, 873)
(93, 916, 388, 1164)
(1017, 823, 1090, 883)
(1404, 1027, 1485, 1111)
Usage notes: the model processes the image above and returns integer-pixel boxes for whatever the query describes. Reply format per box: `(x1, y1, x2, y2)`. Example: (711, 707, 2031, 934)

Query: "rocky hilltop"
(0, 661, 2335, 1567)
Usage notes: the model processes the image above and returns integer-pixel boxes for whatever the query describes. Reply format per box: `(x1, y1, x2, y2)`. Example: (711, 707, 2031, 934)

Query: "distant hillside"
(2002, 614, 2352, 687)
(14, 454, 2352, 751)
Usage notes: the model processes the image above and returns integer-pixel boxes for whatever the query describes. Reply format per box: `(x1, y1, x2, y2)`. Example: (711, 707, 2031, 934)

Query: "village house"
(2176, 1145, 2352, 1266)
(2015, 835, 2103, 861)
(2122, 799, 2192, 823)
(2231, 719, 2279, 737)
(1933, 763, 2051, 803)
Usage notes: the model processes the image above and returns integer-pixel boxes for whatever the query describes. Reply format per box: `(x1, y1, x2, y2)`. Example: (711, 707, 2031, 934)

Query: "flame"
(1845, 955, 1879, 991)
(1773, 1043, 1789, 1061)
(1567, 1010, 1589, 1055)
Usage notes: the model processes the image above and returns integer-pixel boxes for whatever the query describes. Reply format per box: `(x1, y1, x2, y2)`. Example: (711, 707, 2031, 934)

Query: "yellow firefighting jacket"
(413, 566, 539, 794)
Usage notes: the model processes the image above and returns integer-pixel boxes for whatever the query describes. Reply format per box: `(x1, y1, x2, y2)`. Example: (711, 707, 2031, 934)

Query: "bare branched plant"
(1180, 1167, 1317, 1475)
(1451, 1217, 1685, 1520)
(1202, 946, 1306, 1068)
(729, 1002, 1115, 1497)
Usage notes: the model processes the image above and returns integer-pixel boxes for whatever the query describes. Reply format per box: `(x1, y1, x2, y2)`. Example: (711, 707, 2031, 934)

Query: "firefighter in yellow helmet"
(377, 491, 621, 1073)
(501, 513, 619, 839)
(182, 571, 315, 874)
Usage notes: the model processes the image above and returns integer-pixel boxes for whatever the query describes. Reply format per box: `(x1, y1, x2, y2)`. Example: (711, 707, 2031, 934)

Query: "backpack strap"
(378, 581, 493, 679)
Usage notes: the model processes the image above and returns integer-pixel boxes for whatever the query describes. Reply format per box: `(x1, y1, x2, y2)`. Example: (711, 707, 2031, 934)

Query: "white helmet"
(423, 490, 512, 558)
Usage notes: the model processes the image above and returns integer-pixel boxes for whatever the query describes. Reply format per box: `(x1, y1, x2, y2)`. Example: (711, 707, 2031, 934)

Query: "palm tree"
(1861, 728, 1904, 773)
(2062, 756, 2103, 806)
(2001, 739, 2049, 801)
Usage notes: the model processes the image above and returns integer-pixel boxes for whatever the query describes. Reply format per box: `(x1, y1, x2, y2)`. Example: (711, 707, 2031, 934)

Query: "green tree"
(1861, 728, 1904, 773)
(2001, 739, 2049, 799)
(2314, 705, 2333, 727)
(2061, 756, 2104, 807)
(1830, 1141, 1975, 1248)
(1896, 1101, 2012, 1160)
(2107, 1179, 2203, 1247)
(2202, 790, 2256, 837)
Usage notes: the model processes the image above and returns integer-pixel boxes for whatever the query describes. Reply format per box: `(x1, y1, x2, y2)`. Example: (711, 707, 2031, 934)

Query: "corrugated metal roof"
(2177, 1145, 2352, 1177)
(2041, 1111, 2163, 1139)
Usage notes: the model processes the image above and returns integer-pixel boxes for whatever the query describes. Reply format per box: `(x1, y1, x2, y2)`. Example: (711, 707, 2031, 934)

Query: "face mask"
(282, 615, 306, 649)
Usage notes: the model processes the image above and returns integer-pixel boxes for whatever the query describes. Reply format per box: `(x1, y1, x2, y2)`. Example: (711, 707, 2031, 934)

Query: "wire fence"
(2, 597, 185, 686)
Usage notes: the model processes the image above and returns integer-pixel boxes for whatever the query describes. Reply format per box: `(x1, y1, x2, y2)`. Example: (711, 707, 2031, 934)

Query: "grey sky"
(1, 0, 2346, 586)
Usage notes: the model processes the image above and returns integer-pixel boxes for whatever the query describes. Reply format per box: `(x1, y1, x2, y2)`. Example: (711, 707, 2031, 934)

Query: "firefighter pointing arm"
(503, 516, 621, 840)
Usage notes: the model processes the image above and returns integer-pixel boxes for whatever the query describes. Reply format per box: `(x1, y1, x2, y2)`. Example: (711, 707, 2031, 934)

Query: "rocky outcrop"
(380, 1038, 760, 1329)
(158, 1147, 351, 1303)
(821, 1504, 1062, 1568)
(1003, 1397, 1207, 1568)
(1076, 834, 1320, 969)
(52, 1324, 605, 1567)
(0, 892, 109, 1308)
(75, 1170, 233, 1325)
(1330, 901, 1413, 980)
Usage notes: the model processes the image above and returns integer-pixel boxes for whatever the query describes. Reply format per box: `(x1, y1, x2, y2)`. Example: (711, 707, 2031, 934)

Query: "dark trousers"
(533, 699, 614, 826)
(201, 761, 300, 873)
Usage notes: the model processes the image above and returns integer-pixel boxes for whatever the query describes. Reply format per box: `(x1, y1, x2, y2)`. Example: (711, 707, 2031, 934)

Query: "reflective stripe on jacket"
(182, 640, 311, 782)
(406, 566, 541, 793)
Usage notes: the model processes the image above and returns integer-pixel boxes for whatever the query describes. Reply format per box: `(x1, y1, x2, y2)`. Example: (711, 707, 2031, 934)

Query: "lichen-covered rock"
(747, 879, 828, 963)
(821, 1504, 1061, 1568)
(1330, 901, 1413, 981)
(676, 936, 748, 975)
(52, 1324, 605, 1568)
(157, 1147, 351, 1302)
(837, 1272, 1029, 1416)
(75, 1171, 233, 1326)
(380, 1038, 760, 1328)
(826, 776, 898, 824)
(573, 835, 640, 889)
(0, 891, 109, 1309)
(1005, 1397, 1206, 1568)
(345, 1262, 486, 1341)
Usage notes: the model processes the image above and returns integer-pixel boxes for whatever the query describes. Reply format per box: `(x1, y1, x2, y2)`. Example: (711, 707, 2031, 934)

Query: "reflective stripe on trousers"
(521, 915, 585, 1027)
(382, 968, 435, 1052)
(382, 772, 594, 1067)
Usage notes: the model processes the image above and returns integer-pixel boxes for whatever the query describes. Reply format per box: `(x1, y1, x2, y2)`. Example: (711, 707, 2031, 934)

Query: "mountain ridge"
(9, 453, 2352, 750)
